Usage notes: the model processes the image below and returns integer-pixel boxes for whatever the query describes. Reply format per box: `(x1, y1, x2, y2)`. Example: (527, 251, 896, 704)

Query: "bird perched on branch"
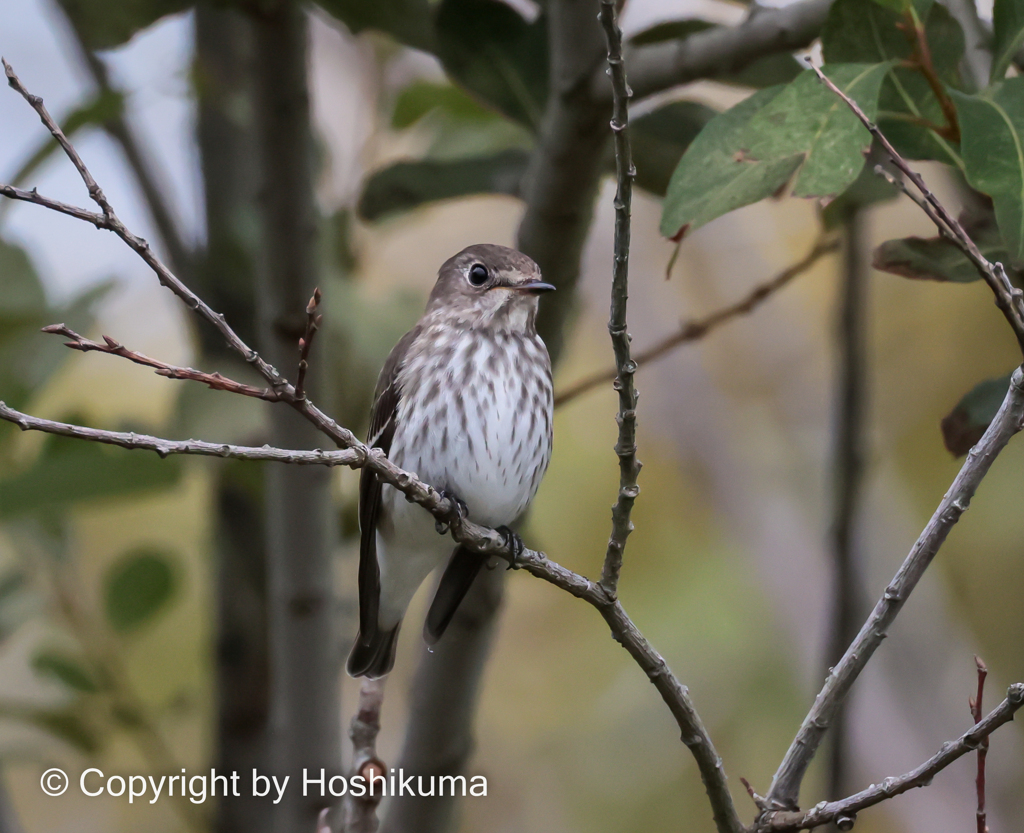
(347, 244, 555, 679)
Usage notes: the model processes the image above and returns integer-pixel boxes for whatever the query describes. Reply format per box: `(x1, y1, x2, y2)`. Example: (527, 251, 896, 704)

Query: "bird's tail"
(424, 546, 485, 645)
(347, 622, 401, 679)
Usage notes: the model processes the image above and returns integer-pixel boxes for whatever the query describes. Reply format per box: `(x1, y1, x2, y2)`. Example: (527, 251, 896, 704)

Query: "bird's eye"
(468, 263, 489, 286)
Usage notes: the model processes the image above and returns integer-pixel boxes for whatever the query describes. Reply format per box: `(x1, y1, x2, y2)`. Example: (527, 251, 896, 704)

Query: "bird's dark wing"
(356, 325, 421, 639)
(424, 545, 484, 644)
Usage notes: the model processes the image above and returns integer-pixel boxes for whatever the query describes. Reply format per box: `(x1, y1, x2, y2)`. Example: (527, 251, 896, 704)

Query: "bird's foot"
(496, 525, 524, 569)
(435, 489, 468, 535)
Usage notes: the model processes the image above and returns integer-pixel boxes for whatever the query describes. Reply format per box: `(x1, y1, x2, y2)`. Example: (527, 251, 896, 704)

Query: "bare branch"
(2, 58, 292, 395)
(760, 683, 1024, 832)
(73, 40, 194, 277)
(807, 62, 1024, 356)
(766, 368, 1024, 810)
(613, 0, 833, 103)
(971, 657, 990, 833)
(0, 182, 107, 227)
(0, 402, 359, 466)
(41, 324, 281, 400)
(554, 236, 838, 408)
(597, 0, 641, 599)
(342, 678, 386, 833)
(1, 60, 737, 829)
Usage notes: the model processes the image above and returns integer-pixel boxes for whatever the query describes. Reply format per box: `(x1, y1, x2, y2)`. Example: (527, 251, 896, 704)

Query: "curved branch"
(760, 684, 1024, 832)
(766, 367, 1024, 810)
(0, 64, 738, 833)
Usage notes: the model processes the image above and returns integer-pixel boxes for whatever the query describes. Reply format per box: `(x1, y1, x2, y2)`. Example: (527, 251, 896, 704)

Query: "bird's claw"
(435, 489, 468, 535)
(496, 525, 524, 569)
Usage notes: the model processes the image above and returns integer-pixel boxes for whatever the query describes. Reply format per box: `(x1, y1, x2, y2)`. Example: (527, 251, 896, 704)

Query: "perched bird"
(347, 244, 555, 679)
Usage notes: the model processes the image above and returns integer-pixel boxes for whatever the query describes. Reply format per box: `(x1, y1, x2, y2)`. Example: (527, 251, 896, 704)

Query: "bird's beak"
(511, 280, 556, 294)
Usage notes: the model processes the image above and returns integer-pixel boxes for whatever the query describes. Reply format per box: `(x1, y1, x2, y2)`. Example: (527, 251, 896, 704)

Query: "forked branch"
(0, 60, 741, 833)
(761, 684, 1024, 831)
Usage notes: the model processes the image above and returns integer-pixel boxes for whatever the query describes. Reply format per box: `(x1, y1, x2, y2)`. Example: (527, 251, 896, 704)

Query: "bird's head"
(426, 244, 555, 333)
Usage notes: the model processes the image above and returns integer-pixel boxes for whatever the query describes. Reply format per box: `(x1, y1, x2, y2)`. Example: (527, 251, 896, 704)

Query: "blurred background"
(0, 0, 1022, 832)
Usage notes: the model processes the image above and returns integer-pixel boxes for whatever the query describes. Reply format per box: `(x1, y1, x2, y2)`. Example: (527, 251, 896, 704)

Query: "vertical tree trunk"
(194, 9, 272, 833)
(382, 4, 608, 832)
(825, 208, 869, 810)
(251, 5, 342, 832)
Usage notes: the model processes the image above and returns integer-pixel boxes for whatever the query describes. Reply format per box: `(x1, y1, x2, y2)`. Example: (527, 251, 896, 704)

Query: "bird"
(347, 244, 555, 679)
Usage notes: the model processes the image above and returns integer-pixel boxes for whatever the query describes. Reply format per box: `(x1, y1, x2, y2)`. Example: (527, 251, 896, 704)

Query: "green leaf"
(820, 150, 898, 229)
(992, 0, 1024, 81)
(392, 81, 499, 129)
(660, 64, 889, 238)
(0, 429, 181, 519)
(822, 0, 964, 164)
(0, 237, 111, 419)
(435, 0, 548, 129)
(747, 63, 890, 198)
(55, 0, 190, 50)
(661, 86, 798, 239)
(872, 205, 1020, 282)
(315, 0, 437, 53)
(629, 19, 713, 46)
(941, 374, 1013, 456)
(32, 650, 100, 693)
(103, 548, 177, 633)
(357, 149, 529, 221)
(25, 707, 100, 753)
(725, 53, 805, 89)
(952, 79, 1024, 262)
(631, 101, 718, 197)
(870, 0, 912, 10)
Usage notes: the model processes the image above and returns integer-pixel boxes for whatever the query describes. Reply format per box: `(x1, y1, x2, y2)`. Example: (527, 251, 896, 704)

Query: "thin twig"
(554, 236, 839, 408)
(971, 656, 989, 833)
(597, 0, 641, 600)
(759, 683, 1024, 832)
(342, 678, 386, 833)
(41, 324, 281, 400)
(295, 288, 322, 401)
(806, 62, 1024, 356)
(766, 368, 1024, 811)
(0, 183, 107, 227)
(0, 403, 360, 466)
(73, 41, 193, 277)
(2, 59, 292, 397)
(0, 61, 739, 833)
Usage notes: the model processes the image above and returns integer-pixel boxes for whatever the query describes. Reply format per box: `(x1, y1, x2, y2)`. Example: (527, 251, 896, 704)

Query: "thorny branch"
(0, 60, 741, 833)
(597, 0, 642, 599)
(760, 684, 1024, 832)
(553, 236, 839, 408)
